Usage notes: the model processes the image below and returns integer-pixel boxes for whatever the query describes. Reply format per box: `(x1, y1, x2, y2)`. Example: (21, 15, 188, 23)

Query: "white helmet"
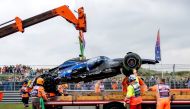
(128, 74, 136, 82)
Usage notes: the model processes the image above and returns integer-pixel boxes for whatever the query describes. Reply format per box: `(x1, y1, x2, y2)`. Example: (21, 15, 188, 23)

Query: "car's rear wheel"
(123, 52, 142, 70)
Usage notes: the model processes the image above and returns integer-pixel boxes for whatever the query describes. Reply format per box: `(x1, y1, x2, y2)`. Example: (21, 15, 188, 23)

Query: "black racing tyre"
(123, 52, 142, 70)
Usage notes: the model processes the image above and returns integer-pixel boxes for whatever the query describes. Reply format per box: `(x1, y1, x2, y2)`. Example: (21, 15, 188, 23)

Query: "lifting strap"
(40, 97, 45, 109)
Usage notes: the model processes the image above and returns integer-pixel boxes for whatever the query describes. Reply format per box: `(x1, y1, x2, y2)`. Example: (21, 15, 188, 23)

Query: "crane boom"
(0, 5, 86, 38)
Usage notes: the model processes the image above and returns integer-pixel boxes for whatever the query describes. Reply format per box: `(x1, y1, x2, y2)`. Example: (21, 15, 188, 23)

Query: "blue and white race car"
(57, 56, 113, 78)
(34, 52, 158, 92)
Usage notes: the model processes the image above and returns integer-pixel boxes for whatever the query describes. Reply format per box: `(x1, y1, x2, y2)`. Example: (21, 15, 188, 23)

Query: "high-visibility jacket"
(150, 84, 170, 99)
(20, 85, 29, 98)
(127, 81, 142, 105)
(122, 76, 147, 93)
(158, 84, 170, 98)
(30, 85, 48, 101)
(122, 76, 140, 93)
(150, 84, 171, 109)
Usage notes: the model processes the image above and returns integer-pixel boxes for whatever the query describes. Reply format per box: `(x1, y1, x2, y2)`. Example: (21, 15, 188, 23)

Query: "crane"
(0, 5, 86, 37)
(0, 5, 87, 57)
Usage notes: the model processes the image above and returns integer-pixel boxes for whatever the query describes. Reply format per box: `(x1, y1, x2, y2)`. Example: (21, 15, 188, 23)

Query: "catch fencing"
(0, 64, 190, 91)
(0, 81, 189, 92)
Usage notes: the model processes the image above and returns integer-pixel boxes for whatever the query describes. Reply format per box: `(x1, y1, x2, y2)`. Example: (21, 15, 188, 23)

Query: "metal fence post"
(173, 64, 176, 88)
(14, 72, 15, 91)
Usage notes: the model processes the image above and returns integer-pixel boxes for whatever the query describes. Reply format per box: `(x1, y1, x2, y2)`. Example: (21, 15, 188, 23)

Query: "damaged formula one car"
(32, 52, 158, 93)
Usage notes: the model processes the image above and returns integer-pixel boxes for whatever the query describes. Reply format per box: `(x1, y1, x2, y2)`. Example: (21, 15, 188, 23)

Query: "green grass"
(0, 103, 32, 109)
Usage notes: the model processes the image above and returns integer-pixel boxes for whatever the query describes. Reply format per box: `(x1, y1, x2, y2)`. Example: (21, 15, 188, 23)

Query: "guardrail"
(1, 91, 25, 103)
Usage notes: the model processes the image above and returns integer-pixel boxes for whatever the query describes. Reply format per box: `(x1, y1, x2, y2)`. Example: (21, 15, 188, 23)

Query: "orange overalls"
(20, 84, 29, 98)
(123, 76, 146, 109)
(150, 84, 170, 109)
(20, 84, 29, 107)
(31, 85, 48, 109)
(126, 81, 142, 109)
(95, 81, 101, 93)
(31, 85, 48, 100)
